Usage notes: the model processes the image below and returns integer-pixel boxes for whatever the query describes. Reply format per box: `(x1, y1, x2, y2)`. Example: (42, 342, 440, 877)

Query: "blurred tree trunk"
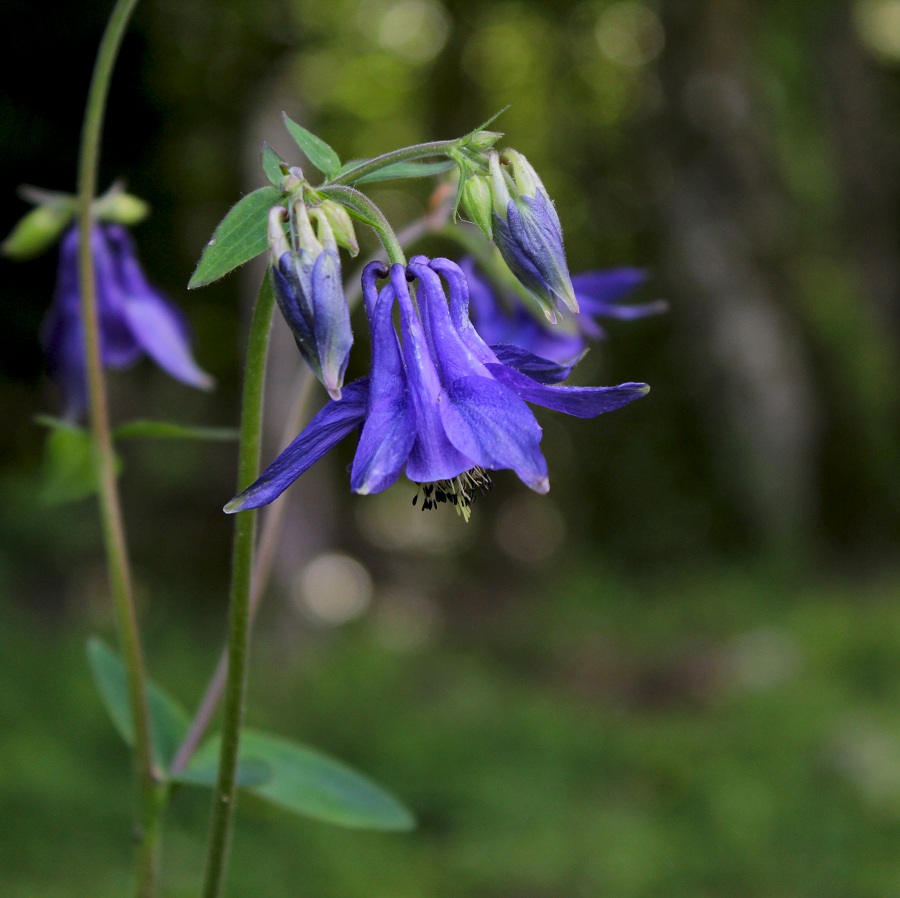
(821, 1, 900, 343)
(650, 0, 820, 548)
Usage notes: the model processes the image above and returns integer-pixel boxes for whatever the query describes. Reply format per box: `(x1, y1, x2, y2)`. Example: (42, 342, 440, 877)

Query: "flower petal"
(441, 374, 549, 493)
(487, 362, 650, 418)
(225, 378, 369, 512)
(489, 343, 578, 384)
(391, 265, 472, 483)
(351, 282, 416, 494)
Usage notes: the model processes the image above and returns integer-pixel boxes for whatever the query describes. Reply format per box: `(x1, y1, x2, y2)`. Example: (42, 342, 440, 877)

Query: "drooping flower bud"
(268, 199, 352, 400)
(1, 202, 75, 260)
(93, 190, 150, 226)
(459, 171, 494, 240)
(489, 149, 578, 322)
(317, 199, 359, 257)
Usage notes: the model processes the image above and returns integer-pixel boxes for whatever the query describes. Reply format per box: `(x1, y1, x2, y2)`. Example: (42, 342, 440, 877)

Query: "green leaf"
(262, 142, 287, 186)
(352, 160, 455, 185)
(188, 186, 282, 288)
(39, 423, 101, 504)
(113, 420, 239, 442)
(182, 730, 415, 831)
(282, 114, 342, 179)
(171, 757, 271, 789)
(86, 638, 190, 771)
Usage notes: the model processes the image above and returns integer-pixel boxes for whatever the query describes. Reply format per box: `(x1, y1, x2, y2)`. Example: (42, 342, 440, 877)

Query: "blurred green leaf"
(39, 423, 102, 505)
(188, 186, 282, 288)
(86, 639, 190, 771)
(182, 729, 415, 830)
(113, 420, 239, 442)
(351, 160, 455, 184)
(262, 142, 287, 187)
(283, 114, 342, 179)
(171, 756, 271, 788)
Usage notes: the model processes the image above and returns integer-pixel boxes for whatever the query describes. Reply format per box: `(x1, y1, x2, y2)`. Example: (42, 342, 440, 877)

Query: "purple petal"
(225, 378, 370, 512)
(310, 248, 352, 400)
(488, 362, 650, 418)
(441, 375, 549, 493)
(489, 343, 578, 384)
(350, 283, 416, 494)
(391, 265, 472, 483)
(120, 289, 214, 390)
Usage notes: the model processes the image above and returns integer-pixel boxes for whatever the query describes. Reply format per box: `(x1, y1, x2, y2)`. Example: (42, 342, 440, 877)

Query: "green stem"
(76, 1, 163, 896)
(325, 139, 461, 187)
(318, 184, 406, 265)
(201, 273, 276, 898)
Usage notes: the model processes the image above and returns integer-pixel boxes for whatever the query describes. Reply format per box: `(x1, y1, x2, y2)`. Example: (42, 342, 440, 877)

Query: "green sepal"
(36, 417, 119, 505)
(179, 729, 416, 830)
(1, 201, 75, 260)
(112, 420, 239, 442)
(318, 185, 386, 230)
(86, 638, 190, 772)
(261, 142, 288, 187)
(282, 114, 342, 179)
(188, 186, 283, 288)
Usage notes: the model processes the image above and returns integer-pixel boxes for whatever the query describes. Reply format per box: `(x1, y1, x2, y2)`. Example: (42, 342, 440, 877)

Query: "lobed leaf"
(261, 142, 287, 187)
(181, 729, 416, 831)
(86, 639, 190, 771)
(188, 186, 282, 288)
(282, 114, 342, 179)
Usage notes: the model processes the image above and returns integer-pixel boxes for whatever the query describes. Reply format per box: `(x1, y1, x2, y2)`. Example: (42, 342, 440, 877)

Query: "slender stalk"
(169, 366, 315, 775)
(201, 273, 277, 898)
(326, 139, 460, 187)
(318, 184, 406, 265)
(76, 2, 162, 896)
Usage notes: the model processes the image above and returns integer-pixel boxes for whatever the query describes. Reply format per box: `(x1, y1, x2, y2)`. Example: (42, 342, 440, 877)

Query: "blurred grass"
(2, 560, 900, 897)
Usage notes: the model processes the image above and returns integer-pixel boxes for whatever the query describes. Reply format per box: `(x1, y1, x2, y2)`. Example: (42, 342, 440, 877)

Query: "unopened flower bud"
(466, 130, 503, 152)
(269, 199, 352, 400)
(316, 199, 359, 257)
(489, 150, 578, 322)
(459, 172, 494, 240)
(94, 191, 150, 226)
(1, 202, 75, 260)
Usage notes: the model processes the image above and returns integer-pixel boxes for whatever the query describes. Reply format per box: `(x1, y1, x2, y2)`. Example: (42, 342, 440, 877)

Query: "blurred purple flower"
(42, 224, 212, 419)
(226, 257, 648, 517)
(461, 257, 667, 367)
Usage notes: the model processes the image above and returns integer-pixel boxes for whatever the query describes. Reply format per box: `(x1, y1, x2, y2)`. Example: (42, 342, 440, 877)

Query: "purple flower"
(461, 258, 667, 367)
(268, 202, 352, 401)
(42, 224, 212, 420)
(226, 257, 649, 518)
(489, 150, 578, 321)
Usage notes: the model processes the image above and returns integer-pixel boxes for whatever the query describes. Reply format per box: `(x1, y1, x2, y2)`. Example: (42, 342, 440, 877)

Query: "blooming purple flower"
(461, 258, 667, 367)
(226, 257, 649, 518)
(42, 223, 212, 420)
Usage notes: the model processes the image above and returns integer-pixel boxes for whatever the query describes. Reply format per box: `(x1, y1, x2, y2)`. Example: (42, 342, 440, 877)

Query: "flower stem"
(325, 139, 461, 187)
(317, 184, 406, 265)
(201, 272, 276, 898)
(76, 1, 163, 895)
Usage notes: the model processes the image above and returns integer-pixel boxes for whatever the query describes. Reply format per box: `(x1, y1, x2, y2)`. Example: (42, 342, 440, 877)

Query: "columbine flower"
(268, 199, 352, 401)
(226, 257, 649, 519)
(42, 223, 212, 420)
(489, 149, 578, 322)
(461, 257, 667, 366)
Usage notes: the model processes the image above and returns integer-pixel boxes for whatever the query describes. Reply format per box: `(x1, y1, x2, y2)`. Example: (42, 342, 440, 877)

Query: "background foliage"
(2, 0, 900, 894)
